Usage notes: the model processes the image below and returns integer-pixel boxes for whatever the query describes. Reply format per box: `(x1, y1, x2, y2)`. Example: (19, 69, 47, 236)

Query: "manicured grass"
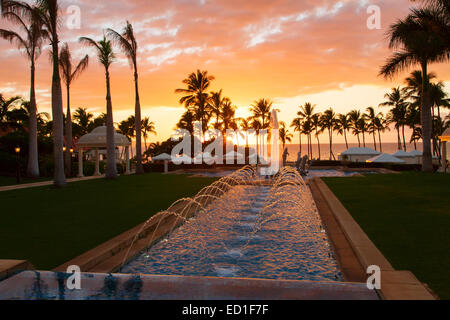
(323, 172, 450, 300)
(0, 173, 217, 270)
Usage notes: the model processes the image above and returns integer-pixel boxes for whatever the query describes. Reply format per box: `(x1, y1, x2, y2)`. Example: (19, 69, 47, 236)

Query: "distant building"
(338, 147, 381, 163)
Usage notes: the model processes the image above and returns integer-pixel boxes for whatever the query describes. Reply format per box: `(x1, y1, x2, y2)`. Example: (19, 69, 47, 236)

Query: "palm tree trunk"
(134, 69, 144, 174)
(378, 130, 383, 152)
(27, 61, 39, 178)
(402, 125, 407, 152)
(372, 129, 377, 150)
(51, 40, 66, 187)
(344, 130, 349, 150)
(328, 129, 332, 160)
(64, 82, 72, 177)
(316, 130, 321, 160)
(421, 61, 433, 172)
(105, 69, 117, 179)
(299, 133, 302, 155)
(362, 132, 366, 148)
(357, 133, 361, 148)
(397, 127, 401, 150)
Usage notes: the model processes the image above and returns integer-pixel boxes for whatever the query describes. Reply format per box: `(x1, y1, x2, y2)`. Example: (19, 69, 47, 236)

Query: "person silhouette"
(282, 147, 289, 167)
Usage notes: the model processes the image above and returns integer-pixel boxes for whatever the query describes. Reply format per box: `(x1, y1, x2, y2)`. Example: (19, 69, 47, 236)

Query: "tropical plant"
(348, 110, 362, 147)
(210, 90, 225, 130)
(365, 107, 383, 151)
(336, 113, 351, 150)
(0, 1, 46, 178)
(107, 21, 144, 174)
(379, 87, 409, 150)
(296, 102, 316, 159)
(311, 113, 322, 159)
(175, 70, 214, 133)
(0, 94, 22, 131)
(379, 6, 449, 171)
(278, 121, 293, 150)
(250, 98, 273, 129)
(72, 107, 93, 136)
(79, 36, 117, 179)
(141, 117, 156, 153)
(59, 42, 89, 176)
(290, 117, 303, 155)
(320, 108, 337, 160)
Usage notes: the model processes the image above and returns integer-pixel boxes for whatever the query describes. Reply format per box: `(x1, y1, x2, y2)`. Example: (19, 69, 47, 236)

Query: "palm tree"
(12, 0, 67, 186)
(175, 70, 214, 133)
(141, 117, 156, 153)
(311, 114, 322, 159)
(379, 87, 409, 150)
(107, 22, 144, 174)
(279, 121, 293, 150)
(210, 90, 224, 130)
(365, 107, 382, 151)
(320, 108, 337, 160)
(250, 118, 262, 163)
(72, 107, 93, 135)
(0, 94, 22, 131)
(79, 36, 117, 179)
(336, 114, 351, 150)
(374, 114, 389, 152)
(176, 110, 195, 135)
(379, 7, 449, 171)
(0, 2, 45, 178)
(239, 117, 252, 148)
(296, 102, 316, 159)
(250, 99, 273, 129)
(348, 110, 362, 147)
(290, 117, 303, 155)
(58, 43, 89, 177)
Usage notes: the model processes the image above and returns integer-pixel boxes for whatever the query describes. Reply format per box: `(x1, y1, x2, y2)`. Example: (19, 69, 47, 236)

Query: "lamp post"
(15, 146, 21, 184)
(70, 148, 74, 176)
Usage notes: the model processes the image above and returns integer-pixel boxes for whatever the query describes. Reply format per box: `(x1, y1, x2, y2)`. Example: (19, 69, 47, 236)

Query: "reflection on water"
(122, 174, 342, 281)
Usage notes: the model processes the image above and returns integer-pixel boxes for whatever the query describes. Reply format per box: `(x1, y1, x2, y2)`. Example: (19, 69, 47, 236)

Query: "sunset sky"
(0, 0, 449, 144)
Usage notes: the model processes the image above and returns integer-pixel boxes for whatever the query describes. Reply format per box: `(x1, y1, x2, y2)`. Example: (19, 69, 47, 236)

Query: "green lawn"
(323, 172, 450, 300)
(0, 173, 217, 270)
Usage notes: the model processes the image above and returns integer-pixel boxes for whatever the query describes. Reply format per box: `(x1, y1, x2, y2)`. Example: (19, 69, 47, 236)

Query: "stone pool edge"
(309, 178, 436, 300)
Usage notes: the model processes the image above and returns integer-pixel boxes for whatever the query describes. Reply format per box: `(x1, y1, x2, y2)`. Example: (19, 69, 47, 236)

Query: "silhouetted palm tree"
(0, 2, 45, 178)
(336, 114, 351, 150)
(72, 107, 93, 135)
(0, 94, 21, 131)
(379, 87, 409, 150)
(175, 70, 214, 133)
(320, 109, 337, 160)
(297, 102, 316, 159)
(374, 114, 389, 152)
(210, 90, 224, 130)
(250, 98, 273, 130)
(290, 117, 303, 155)
(79, 36, 117, 179)
(59, 43, 89, 176)
(107, 22, 144, 174)
(380, 7, 449, 171)
(279, 121, 293, 150)
(348, 110, 362, 147)
(311, 114, 322, 159)
(365, 107, 382, 151)
(141, 117, 156, 154)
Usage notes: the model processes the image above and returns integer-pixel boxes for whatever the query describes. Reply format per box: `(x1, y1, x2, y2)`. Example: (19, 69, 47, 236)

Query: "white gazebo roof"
(439, 128, 450, 142)
(341, 147, 381, 156)
(392, 150, 414, 158)
(77, 126, 131, 148)
(367, 154, 405, 164)
(152, 153, 172, 161)
(409, 150, 422, 156)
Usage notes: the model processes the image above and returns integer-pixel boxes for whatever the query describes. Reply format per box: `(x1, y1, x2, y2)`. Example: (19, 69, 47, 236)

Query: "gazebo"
(439, 128, 450, 173)
(77, 126, 131, 177)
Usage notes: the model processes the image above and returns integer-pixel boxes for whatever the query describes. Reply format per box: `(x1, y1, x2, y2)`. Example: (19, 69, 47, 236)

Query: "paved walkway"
(0, 175, 105, 192)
